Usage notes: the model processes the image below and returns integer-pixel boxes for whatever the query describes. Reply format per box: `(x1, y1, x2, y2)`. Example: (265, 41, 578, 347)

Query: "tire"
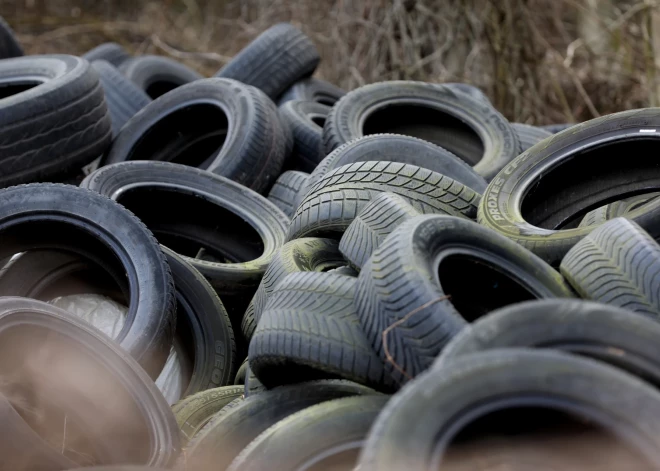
(579, 192, 660, 228)
(511, 122, 552, 151)
(234, 358, 249, 384)
(82, 161, 289, 295)
(119, 55, 202, 98)
(267, 170, 310, 217)
(0, 297, 180, 467)
(82, 42, 130, 67)
(215, 23, 320, 99)
(355, 214, 573, 383)
(240, 301, 257, 342)
(437, 299, 660, 387)
(444, 82, 490, 104)
(278, 100, 329, 172)
(0, 16, 22, 58)
(560, 218, 660, 316)
(91, 60, 152, 136)
(541, 123, 574, 133)
(477, 109, 660, 266)
(278, 77, 345, 106)
(358, 349, 660, 471)
(251, 238, 345, 325)
(327, 265, 359, 276)
(244, 364, 267, 397)
(101, 78, 289, 194)
(297, 134, 488, 206)
(0, 184, 175, 378)
(288, 161, 482, 241)
(323, 81, 519, 180)
(0, 55, 112, 187)
(250, 272, 395, 391)
(172, 385, 244, 445)
(183, 380, 376, 471)
(228, 395, 389, 471)
(339, 192, 420, 269)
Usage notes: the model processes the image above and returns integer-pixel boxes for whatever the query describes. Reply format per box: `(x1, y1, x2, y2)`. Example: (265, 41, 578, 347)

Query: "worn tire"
(0, 55, 112, 186)
(512, 122, 552, 151)
(444, 82, 490, 104)
(101, 78, 288, 193)
(278, 77, 345, 106)
(323, 81, 519, 180)
(215, 23, 320, 99)
(234, 358, 249, 384)
(119, 55, 202, 98)
(541, 123, 574, 133)
(240, 301, 257, 342)
(478, 109, 660, 266)
(244, 364, 267, 397)
(83, 42, 130, 67)
(250, 272, 395, 391)
(278, 100, 329, 172)
(560, 218, 660, 316)
(289, 161, 482, 240)
(355, 214, 573, 383)
(0, 16, 22, 58)
(358, 349, 660, 471)
(579, 193, 660, 228)
(267, 170, 310, 217)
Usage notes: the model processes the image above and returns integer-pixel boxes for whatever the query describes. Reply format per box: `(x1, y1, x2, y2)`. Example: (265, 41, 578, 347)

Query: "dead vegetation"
(1, 0, 659, 124)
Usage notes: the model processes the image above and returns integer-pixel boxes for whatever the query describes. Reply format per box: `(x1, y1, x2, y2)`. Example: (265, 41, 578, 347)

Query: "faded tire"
(278, 100, 329, 172)
(119, 55, 202, 98)
(267, 170, 310, 217)
(511, 122, 552, 152)
(278, 77, 345, 106)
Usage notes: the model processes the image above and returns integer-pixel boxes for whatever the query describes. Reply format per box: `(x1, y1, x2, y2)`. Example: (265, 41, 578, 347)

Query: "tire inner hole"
(438, 254, 535, 322)
(362, 104, 484, 166)
(0, 80, 41, 99)
(125, 103, 228, 169)
(145, 80, 182, 99)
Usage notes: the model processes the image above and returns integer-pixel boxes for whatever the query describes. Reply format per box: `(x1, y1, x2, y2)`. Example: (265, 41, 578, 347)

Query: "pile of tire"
(2, 16, 660, 471)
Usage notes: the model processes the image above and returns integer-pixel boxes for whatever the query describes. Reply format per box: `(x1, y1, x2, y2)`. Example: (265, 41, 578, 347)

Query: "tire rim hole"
(0, 80, 41, 99)
(145, 80, 182, 99)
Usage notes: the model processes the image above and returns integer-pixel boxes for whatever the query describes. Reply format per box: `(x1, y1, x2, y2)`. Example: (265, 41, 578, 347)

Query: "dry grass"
(2, 0, 659, 124)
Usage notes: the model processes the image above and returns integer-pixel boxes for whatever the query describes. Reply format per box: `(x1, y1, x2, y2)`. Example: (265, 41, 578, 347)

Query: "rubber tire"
(0, 183, 175, 378)
(0, 16, 22, 58)
(327, 265, 359, 277)
(444, 82, 490, 104)
(579, 193, 660, 228)
(278, 100, 329, 172)
(355, 214, 573, 383)
(172, 385, 244, 446)
(477, 109, 660, 266)
(323, 81, 519, 180)
(101, 78, 289, 194)
(288, 161, 482, 241)
(267, 170, 310, 218)
(214, 23, 320, 99)
(228, 395, 389, 471)
(183, 380, 376, 471)
(234, 358, 249, 384)
(119, 55, 202, 98)
(82, 161, 289, 295)
(83, 42, 130, 67)
(541, 123, 574, 133)
(0, 297, 181, 467)
(0, 55, 112, 187)
(339, 192, 420, 269)
(560, 218, 660, 316)
(91, 60, 152, 136)
(358, 349, 660, 471)
(512, 122, 552, 151)
(251, 238, 345, 325)
(438, 299, 660, 387)
(240, 301, 257, 342)
(244, 364, 267, 397)
(297, 134, 488, 206)
(250, 272, 395, 391)
(278, 77, 346, 106)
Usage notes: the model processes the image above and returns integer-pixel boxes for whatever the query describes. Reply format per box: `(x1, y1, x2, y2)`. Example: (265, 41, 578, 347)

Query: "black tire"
(82, 161, 289, 295)
(240, 301, 257, 342)
(251, 238, 345, 325)
(355, 214, 573, 383)
(297, 134, 488, 206)
(244, 364, 267, 397)
(0, 55, 112, 186)
(228, 395, 389, 471)
(323, 81, 519, 180)
(560, 218, 660, 316)
(278, 100, 329, 172)
(327, 265, 359, 276)
(278, 77, 345, 106)
(234, 358, 249, 384)
(339, 192, 420, 269)
(511, 122, 552, 151)
(541, 123, 574, 133)
(358, 349, 660, 471)
(0, 184, 175, 378)
(477, 109, 660, 266)
(0, 16, 22, 58)
(101, 78, 289, 193)
(288, 161, 482, 241)
(215, 23, 320, 99)
(119, 55, 202, 98)
(91, 60, 152, 136)
(444, 82, 490, 104)
(172, 385, 244, 445)
(183, 380, 376, 471)
(0, 297, 180, 467)
(83, 42, 130, 67)
(579, 192, 660, 228)
(250, 272, 395, 391)
(438, 299, 660, 387)
(267, 170, 310, 217)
